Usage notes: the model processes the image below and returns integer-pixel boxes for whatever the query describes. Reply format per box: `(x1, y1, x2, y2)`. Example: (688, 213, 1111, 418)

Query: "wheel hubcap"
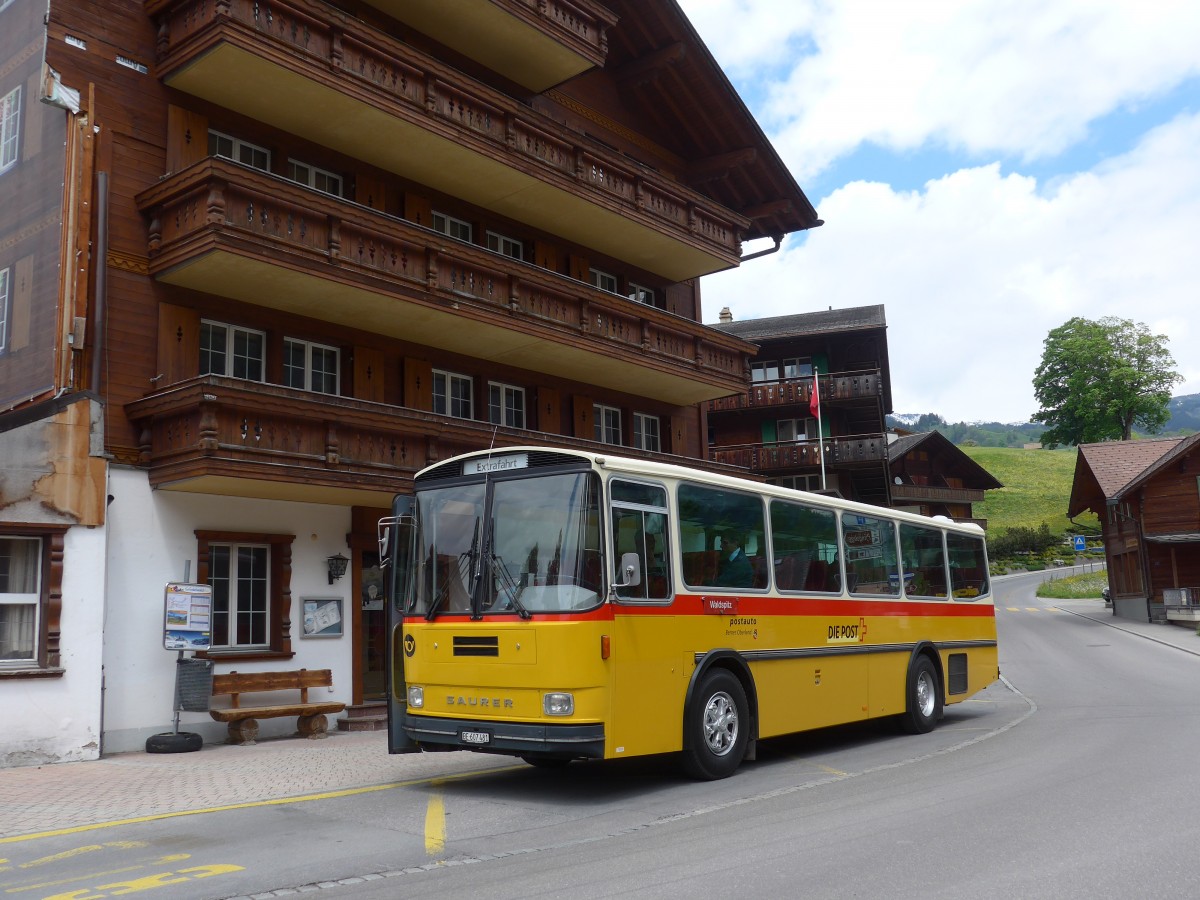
(702, 690, 739, 756)
(916, 671, 935, 718)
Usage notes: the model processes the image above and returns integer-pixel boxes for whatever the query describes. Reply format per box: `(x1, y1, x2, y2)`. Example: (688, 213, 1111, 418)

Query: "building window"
(432, 212, 472, 242)
(208, 129, 270, 172)
(633, 413, 660, 452)
(197, 531, 294, 657)
(486, 231, 523, 260)
(0, 536, 40, 664)
(489, 382, 525, 428)
(777, 418, 818, 442)
(288, 159, 342, 197)
(0, 85, 19, 174)
(200, 320, 265, 381)
(627, 283, 657, 307)
(433, 370, 473, 419)
(284, 338, 340, 395)
(0, 266, 9, 355)
(594, 404, 622, 445)
(783, 357, 813, 378)
(770, 474, 824, 493)
(590, 268, 618, 294)
(751, 361, 780, 383)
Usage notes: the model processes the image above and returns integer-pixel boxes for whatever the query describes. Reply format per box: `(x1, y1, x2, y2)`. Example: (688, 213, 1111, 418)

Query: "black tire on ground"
(521, 756, 571, 770)
(681, 669, 749, 781)
(146, 731, 204, 753)
(899, 655, 942, 735)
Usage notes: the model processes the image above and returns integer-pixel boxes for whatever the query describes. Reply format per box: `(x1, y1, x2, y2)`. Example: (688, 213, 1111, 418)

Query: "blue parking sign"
(1072, 535, 1087, 552)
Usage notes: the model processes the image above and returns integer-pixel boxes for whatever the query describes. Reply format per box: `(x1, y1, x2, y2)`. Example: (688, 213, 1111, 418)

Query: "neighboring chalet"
(707, 306, 892, 506)
(1068, 435, 1200, 624)
(0, 0, 819, 764)
(888, 431, 1002, 527)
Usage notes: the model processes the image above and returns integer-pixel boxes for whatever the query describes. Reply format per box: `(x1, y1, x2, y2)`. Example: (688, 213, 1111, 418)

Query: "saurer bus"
(379, 447, 998, 779)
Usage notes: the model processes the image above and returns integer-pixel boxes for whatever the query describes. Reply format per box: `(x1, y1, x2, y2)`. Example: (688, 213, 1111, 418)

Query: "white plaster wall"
(1, 525, 107, 767)
(102, 466, 355, 754)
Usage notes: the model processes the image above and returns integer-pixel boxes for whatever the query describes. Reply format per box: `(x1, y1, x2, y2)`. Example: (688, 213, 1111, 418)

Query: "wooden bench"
(209, 668, 346, 745)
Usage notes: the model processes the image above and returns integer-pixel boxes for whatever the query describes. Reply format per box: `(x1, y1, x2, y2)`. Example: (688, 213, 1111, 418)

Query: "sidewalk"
(0, 729, 508, 842)
(1054, 598, 1200, 657)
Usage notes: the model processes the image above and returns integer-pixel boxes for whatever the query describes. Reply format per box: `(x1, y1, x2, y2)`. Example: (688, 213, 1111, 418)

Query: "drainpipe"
(739, 235, 783, 263)
(91, 171, 108, 395)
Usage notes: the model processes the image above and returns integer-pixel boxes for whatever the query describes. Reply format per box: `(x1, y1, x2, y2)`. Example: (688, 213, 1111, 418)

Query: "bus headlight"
(543, 692, 574, 716)
(408, 685, 424, 709)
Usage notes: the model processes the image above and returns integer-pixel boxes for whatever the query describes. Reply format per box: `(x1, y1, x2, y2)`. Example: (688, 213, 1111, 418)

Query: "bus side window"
(948, 533, 989, 599)
(770, 499, 838, 593)
(610, 479, 671, 601)
(841, 512, 901, 597)
(677, 483, 766, 591)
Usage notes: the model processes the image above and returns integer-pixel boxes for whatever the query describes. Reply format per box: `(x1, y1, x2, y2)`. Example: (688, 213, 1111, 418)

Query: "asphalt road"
(8, 570, 1200, 899)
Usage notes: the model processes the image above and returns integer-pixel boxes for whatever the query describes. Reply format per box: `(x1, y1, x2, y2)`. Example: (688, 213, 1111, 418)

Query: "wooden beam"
(741, 199, 794, 220)
(615, 41, 686, 86)
(688, 147, 757, 183)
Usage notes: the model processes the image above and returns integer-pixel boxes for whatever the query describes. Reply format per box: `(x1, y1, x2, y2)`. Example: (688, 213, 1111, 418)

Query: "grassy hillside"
(961, 446, 1098, 537)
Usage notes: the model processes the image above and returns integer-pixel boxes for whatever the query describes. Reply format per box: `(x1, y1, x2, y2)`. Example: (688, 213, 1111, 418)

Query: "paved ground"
(2, 601, 1196, 842)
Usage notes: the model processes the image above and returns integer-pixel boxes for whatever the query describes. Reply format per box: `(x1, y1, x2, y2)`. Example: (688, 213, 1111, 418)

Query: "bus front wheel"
(900, 655, 942, 734)
(682, 669, 748, 780)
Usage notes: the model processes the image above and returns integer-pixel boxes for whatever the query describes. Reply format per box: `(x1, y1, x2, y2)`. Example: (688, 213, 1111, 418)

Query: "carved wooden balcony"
(125, 376, 751, 505)
(144, 0, 745, 281)
(707, 369, 882, 414)
(136, 159, 753, 405)
(710, 434, 889, 473)
(358, 0, 618, 92)
(890, 484, 986, 504)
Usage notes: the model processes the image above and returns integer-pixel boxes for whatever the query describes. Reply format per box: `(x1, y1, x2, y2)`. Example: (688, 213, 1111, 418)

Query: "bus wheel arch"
(900, 644, 944, 734)
(682, 651, 758, 780)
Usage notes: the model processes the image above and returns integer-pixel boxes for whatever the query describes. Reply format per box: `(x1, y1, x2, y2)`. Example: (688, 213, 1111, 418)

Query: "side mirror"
(612, 552, 642, 589)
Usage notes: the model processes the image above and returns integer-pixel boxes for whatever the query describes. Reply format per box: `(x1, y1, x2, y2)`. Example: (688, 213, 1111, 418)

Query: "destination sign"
(464, 453, 529, 475)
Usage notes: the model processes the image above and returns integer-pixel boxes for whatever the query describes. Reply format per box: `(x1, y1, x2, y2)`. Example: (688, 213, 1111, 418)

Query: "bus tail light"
(600, 634, 610, 659)
(544, 692, 574, 716)
(408, 685, 424, 709)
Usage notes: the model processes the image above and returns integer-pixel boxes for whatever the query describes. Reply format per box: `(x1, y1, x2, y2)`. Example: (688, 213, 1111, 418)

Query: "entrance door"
(359, 550, 387, 699)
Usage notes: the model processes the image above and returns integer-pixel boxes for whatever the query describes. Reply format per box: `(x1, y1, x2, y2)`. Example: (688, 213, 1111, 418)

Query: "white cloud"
(700, 112, 1200, 423)
(681, 0, 1200, 179)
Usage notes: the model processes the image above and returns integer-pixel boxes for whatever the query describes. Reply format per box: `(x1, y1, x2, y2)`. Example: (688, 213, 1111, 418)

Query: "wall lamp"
(327, 552, 349, 584)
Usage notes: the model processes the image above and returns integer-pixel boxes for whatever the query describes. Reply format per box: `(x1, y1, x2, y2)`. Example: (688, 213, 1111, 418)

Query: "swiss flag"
(809, 372, 820, 418)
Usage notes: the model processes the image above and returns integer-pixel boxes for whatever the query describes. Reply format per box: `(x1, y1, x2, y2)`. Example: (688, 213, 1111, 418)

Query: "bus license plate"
(460, 729, 491, 745)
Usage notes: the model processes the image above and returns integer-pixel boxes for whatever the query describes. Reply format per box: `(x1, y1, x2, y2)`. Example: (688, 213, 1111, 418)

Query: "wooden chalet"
(1068, 435, 1200, 624)
(0, 0, 819, 763)
(707, 305, 892, 505)
(887, 431, 1001, 527)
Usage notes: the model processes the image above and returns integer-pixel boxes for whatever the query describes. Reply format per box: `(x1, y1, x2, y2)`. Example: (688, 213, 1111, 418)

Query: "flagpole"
(813, 369, 826, 491)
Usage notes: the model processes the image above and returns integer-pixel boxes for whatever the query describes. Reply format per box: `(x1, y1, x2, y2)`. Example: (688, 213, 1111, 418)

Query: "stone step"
(337, 713, 388, 732)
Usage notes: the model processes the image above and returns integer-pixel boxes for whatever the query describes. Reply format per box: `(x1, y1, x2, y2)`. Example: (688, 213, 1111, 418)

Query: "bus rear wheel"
(682, 669, 748, 780)
(900, 655, 942, 734)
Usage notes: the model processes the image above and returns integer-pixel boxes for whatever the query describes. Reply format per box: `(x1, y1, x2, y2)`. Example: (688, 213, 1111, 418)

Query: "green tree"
(1032, 317, 1181, 447)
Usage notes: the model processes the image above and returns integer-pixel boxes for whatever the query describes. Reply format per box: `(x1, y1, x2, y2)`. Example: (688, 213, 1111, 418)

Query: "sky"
(677, 0, 1200, 424)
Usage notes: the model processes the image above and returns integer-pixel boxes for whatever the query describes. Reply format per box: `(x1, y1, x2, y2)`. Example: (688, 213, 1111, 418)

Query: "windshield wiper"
(489, 549, 531, 619)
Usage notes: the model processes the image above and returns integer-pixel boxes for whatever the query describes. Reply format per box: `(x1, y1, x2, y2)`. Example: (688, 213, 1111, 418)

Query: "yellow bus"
(380, 447, 997, 779)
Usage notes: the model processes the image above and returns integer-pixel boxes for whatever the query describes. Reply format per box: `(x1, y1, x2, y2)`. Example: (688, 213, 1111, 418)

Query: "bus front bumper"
(404, 713, 605, 759)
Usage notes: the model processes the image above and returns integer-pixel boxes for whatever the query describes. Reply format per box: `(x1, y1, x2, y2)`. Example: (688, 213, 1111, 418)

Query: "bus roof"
(413, 446, 987, 537)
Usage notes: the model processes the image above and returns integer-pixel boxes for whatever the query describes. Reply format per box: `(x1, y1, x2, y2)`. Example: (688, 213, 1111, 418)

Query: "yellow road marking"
(1025, 607, 1039, 612)
(1006, 607, 1020, 612)
(815, 765, 848, 777)
(6, 856, 189, 893)
(0, 765, 521, 846)
(424, 792, 446, 856)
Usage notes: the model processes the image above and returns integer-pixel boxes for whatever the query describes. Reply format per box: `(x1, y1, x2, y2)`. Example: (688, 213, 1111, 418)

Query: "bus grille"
(454, 635, 499, 657)
(947, 653, 968, 694)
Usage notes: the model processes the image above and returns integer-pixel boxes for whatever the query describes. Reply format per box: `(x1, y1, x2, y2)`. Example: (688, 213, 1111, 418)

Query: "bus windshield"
(411, 471, 603, 617)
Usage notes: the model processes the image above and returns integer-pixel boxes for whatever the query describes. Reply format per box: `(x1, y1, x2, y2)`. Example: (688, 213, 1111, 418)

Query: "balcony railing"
(707, 369, 882, 414)
(710, 434, 888, 472)
(890, 484, 986, 504)
(136, 159, 752, 405)
(145, 0, 746, 280)
(126, 376, 753, 505)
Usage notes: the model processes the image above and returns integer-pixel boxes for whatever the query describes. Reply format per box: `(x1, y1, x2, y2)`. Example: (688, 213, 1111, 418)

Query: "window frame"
(283, 337, 341, 395)
(0, 526, 67, 676)
(488, 381, 526, 429)
(433, 369, 474, 420)
(594, 403, 622, 445)
(633, 412, 661, 452)
(627, 282, 656, 306)
(486, 230, 523, 260)
(0, 85, 19, 175)
(751, 361, 780, 383)
(0, 265, 9, 355)
(432, 211, 473, 243)
(208, 129, 270, 172)
(287, 158, 343, 197)
(589, 268, 618, 294)
(195, 531, 295, 660)
(200, 319, 266, 382)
